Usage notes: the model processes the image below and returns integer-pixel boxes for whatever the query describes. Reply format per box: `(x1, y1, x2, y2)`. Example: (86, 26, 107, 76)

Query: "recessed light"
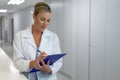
(7, 0, 25, 5)
(0, 9, 7, 13)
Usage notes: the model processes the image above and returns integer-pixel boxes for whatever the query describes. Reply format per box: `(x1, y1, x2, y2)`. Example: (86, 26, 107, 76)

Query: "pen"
(36, 49, 41, 59)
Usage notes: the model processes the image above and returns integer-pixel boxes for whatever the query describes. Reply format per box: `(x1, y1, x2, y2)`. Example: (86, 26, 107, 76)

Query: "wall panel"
(45, 0, 77, 80)
(90, 0, 106, 80)
(77, 0, 90, 80)
(105, 0, 120, 80)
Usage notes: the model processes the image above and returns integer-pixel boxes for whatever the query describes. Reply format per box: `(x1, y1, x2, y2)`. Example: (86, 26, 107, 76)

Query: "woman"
(13, 2, 62, 80)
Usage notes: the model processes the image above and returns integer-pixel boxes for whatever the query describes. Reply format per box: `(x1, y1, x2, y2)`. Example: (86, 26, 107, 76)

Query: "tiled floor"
(0, 40, 70, 80)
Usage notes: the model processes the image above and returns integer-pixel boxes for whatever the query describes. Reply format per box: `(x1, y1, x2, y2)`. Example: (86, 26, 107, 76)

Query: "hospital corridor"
(0, 0, 120, 80)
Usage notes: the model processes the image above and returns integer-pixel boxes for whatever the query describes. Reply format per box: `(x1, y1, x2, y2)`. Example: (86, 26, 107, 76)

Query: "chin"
(43, 27, 47, 30)
(41, 28, 45, 32)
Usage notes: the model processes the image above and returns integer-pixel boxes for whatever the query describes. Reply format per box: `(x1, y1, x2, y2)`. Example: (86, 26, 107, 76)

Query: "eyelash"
(40, 18, 50, 22)
(40, 18, 45, 21)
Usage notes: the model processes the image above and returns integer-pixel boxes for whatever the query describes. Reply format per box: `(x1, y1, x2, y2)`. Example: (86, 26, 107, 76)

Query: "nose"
(43, 21, 48, 26)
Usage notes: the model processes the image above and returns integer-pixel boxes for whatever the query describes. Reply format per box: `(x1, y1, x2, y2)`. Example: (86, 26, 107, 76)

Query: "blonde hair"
(34, 2, 51, 16)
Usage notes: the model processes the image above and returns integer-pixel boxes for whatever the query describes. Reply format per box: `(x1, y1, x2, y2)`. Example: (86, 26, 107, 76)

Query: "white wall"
(62, 0, 78, 80)
(45, 0, 120, 80)
(45, 0, 77, 80)
(90, 0, 120, 80)
(105, 0, 120, 80)
(90, 0, 106, 80)
(77, 0, 90, 80)
(13, 6, 34, 34)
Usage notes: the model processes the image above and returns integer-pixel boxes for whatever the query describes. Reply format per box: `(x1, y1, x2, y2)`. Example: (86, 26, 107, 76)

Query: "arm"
(13, 33, 30, 72)
(49, 34, 63, 74)
(13, 34, 48, 72)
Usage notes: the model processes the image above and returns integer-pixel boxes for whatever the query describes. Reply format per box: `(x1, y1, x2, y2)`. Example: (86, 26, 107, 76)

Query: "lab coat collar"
(24, 26, 51, 38)
(23, 26, 51, 50)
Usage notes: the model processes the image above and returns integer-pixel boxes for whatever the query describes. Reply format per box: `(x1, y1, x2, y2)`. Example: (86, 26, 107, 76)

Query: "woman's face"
(33, 12, 51, 32)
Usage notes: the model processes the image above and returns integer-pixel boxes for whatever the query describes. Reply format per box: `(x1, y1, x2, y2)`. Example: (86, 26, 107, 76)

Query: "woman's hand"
(37, 52, 52, 74)
(37, 51, 47, 62)
(34, 59, 52, 74)
(40, 60, 52, 74)
(29, 52, 47, 70)
(30, 52, 52, 74)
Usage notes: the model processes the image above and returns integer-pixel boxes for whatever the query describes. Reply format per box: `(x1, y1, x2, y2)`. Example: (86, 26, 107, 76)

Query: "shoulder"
(14, 27, 31, 38)
(44, 29, 59, 39)
(14, 29, 27, 38)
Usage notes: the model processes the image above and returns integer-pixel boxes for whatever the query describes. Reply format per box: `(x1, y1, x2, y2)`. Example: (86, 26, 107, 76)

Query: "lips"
(41, 26, 45, 28)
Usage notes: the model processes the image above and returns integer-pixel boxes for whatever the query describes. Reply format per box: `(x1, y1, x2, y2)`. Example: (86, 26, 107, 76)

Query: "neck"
(32, 24, 43, 35)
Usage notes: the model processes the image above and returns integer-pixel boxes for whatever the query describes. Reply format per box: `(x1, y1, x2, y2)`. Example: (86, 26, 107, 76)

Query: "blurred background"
(0, 0, 120, 80)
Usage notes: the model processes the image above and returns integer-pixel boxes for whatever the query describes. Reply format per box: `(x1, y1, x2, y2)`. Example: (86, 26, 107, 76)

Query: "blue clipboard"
(29, 53, 66, 73)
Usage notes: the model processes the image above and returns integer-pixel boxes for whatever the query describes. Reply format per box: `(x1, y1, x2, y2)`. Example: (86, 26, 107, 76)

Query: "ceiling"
(0, 0, 43, 15)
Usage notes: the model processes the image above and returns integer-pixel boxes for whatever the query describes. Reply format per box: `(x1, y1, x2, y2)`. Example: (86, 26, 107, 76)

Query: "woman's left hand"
(40, 60, 52, 74)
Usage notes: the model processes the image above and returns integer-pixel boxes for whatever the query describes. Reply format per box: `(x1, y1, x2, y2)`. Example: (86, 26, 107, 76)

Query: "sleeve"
(50, 33, 63, 74)
(13, 32, 31, 72)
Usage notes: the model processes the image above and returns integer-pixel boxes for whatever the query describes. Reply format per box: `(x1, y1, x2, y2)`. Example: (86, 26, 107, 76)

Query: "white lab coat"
(13, 26, 62, 80)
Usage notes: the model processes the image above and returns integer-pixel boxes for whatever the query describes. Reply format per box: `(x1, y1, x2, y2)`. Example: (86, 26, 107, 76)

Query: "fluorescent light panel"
(0, 9, 7, 13)
(8, 0, 25, 5)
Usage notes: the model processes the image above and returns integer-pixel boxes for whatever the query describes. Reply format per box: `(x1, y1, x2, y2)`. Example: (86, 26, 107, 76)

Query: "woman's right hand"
(29, 52, 48, 69)
(37, 52, 47, 62)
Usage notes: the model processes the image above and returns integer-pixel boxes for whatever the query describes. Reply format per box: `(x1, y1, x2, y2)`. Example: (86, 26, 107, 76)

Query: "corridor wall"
(45, 0, 78, 80)
(45, 0, 120, 80)
(13, 6, 33, 34)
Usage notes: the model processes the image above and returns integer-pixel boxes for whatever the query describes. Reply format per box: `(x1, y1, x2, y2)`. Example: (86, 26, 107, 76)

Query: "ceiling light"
(8, 0, 25, 5)
(0, 9, 7, 13)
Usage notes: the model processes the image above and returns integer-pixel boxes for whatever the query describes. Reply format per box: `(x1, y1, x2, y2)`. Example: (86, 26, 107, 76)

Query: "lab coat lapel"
(40, 29, 50, 51)
(23, 27, 50, 50)
(24, 27, 36, 49)
(28, 36, 36, 49)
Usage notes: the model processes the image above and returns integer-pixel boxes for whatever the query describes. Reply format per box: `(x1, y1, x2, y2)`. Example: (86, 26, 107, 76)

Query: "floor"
(0, 40, 69, 80)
